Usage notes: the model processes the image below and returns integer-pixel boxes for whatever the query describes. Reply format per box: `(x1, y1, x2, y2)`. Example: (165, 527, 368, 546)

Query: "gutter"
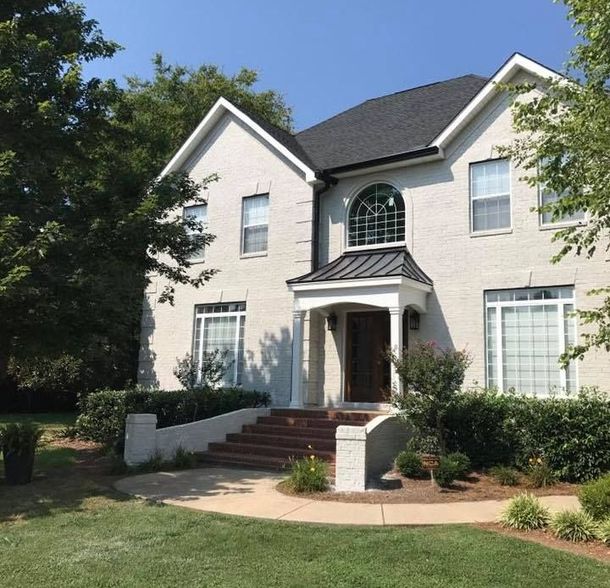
(325, 146, 440, 175)
(311, 173, 338, 271)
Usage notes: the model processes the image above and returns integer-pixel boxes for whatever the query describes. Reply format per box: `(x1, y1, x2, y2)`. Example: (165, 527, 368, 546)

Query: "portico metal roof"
(287, 247, 432, 286)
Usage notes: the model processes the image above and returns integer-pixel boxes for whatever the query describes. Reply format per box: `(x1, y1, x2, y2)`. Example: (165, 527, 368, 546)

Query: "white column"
(124, 413, 157, 466)
(388, 306, 404, 394)
(290, 310, 306, 408)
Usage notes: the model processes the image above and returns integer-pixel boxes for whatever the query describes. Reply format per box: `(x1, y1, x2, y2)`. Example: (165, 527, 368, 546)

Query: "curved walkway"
(115, 467, 579, 526)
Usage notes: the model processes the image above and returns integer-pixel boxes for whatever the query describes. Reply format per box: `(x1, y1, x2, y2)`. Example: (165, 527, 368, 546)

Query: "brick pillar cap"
(126, 413, 157, 424)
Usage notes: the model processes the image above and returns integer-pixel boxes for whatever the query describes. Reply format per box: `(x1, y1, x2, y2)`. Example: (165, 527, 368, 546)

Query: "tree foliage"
(0, 1, 293, 403)
(500, 0, 610, 360)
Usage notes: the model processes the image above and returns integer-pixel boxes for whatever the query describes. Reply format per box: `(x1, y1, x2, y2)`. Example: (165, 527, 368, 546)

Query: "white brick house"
(138, 53, 610, 408)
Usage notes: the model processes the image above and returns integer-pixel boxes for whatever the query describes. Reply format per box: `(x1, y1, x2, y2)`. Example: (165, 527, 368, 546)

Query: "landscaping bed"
(277, 470, 579, 504)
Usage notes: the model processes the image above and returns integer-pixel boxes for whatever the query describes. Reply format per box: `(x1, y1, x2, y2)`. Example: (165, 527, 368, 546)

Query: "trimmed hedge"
(76, 387, 270, 449)
(444, 388, 610, 482)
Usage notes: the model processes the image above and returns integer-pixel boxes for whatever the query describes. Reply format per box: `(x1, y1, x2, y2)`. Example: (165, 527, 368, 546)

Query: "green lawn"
(0, 412, 608, 586)
(0, 413, 78, 471)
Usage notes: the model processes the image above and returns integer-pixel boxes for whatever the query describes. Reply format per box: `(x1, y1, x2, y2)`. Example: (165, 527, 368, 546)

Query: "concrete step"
(207, 442, 336, 461)
(226, 432, 336, 452)
(198, 451, 336, 475)
(242, 424, 337, 439)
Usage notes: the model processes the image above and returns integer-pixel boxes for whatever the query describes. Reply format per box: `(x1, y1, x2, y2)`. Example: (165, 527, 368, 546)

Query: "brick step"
(257, 416, 364, 429)
(199, 451, 336, 475)
(208, 441, 336, 461)
(270, 409, 379, 422)
(226, 432, 336, 452)
(242, 424, 337, 439)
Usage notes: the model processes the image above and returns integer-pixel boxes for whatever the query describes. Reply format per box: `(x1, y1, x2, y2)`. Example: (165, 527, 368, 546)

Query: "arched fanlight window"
(347, 183, 405, 247)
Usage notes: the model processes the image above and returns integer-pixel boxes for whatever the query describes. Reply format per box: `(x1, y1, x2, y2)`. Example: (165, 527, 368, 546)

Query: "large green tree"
(0, 1, 293, 405)
(502, 0, 610, 360)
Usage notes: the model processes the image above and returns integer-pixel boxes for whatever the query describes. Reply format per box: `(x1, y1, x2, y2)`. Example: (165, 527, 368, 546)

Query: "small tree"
(389, 342, 471, 454)
(173, 350, 231, 390)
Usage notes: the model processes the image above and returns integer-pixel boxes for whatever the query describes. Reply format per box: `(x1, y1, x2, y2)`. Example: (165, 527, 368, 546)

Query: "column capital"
(388, 306, 404, 316)
(292, 309, 306, 320)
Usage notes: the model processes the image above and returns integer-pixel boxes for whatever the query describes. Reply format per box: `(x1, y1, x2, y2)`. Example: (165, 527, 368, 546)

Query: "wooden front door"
(345, 311, 391, 403)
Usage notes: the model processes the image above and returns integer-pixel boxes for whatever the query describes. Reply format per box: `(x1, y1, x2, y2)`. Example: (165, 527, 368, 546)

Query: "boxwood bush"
(579, 473, 610, 520)
(444, 387, 610, 482)
(76, 386, 270, 449)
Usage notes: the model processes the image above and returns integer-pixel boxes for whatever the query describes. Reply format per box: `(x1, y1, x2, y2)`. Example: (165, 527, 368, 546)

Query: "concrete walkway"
(114, 467, 580, 526)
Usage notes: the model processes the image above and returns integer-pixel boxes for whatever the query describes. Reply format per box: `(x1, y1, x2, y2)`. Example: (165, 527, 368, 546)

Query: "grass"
(0, 413, 78, 472)
(0, 412, 607, 586)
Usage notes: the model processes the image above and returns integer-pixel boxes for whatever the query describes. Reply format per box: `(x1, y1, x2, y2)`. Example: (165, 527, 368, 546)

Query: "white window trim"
(538, 185, 587, 230)
(485, 289, 579, 395)
(344, 181, 406, 252)
(183, 204, 208, 263)
(240, 194, 269, 257)
(470, 159, 512, 235)
(193, 304, 246, 387)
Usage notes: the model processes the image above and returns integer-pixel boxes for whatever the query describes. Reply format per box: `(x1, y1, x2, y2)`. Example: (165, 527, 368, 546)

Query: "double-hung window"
(540, 187, 585, 226)
(193, 302, 246, 387)
(470, 159, 511, 232)
(242, 194, 269, 255)
(485, 287, 577, 395)
(183, 204, 207, 261)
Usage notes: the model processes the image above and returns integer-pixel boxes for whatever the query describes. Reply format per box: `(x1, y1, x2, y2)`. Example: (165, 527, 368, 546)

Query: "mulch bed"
(277, 471, 579, 504)
(478, 523, 610, 564)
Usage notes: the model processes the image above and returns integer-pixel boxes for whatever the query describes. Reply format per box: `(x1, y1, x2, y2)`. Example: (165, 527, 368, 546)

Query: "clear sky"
(81, 0, 575, 130)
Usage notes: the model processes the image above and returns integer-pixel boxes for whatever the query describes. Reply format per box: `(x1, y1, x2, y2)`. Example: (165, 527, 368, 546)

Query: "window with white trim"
(485, 287, 577, 395)
(347, 183, 405, 248)
(241, 194, 269, 255)
(470, 159, 511, 232)
(183, 204, 207, 261)
(540, 187, 585, 226)
(193, 302, 246, 387)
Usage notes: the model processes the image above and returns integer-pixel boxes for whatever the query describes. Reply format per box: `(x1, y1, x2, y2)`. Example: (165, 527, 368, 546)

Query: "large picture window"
(485, 287, 577, 395)
(347, 183, 405, 248)
(470, 159, 511, 232)
(242, 194, 269, 255)
(193, 302, 246, 386)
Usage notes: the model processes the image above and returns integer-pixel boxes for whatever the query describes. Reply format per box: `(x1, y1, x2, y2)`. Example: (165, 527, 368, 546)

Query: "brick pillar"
(335, 425, 367, 492)
(124, 413, 157, 466)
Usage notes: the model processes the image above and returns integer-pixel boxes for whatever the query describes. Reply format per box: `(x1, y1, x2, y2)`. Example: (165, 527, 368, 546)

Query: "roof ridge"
(296, 74, 488, 136)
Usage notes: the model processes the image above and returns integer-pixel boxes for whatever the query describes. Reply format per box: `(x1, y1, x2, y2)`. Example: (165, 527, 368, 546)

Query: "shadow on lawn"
(0, 445, 133, 524)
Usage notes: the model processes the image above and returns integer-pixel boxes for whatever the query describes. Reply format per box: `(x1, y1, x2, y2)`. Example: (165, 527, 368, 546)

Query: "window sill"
(470, 228, 513, 238)
(240, 251, 268, 260)
(539, 220, 586, 231)
(188, 258, 206, 265)
(344, 241, 407, 253)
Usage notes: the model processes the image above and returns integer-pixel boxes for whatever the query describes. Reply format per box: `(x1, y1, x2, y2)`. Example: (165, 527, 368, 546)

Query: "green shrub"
(136, 452, 165, 473)
(527, 460, 558, 488)
(446, 452, 471, 480)
(550, 510, 598, 542)
(0, 422, 43, 456)
(490, 466, 520, 486)
(500, 493, 550, 530)
(596, 518, 610, 545)
(435, 456, 460, 488)
(286, 455, 329, 493)
(76, 386, 270, 449)
(579, 473, 610, 520)
(173, 447, 198, 469)
(395, 451, 424, 478)
(444, 387, 610, 482)
(445, 388, 518, 467)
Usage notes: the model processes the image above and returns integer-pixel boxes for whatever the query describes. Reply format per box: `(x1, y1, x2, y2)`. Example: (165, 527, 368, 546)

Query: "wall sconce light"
(409, 311, 420, 330)
(326, 313, 338, 332)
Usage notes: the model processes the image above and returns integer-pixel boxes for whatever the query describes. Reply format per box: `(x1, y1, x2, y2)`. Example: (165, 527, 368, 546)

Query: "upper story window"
(540, 187, 585, 227)
(242, 194, 269, 255)
(347, 183, 405, 248)
(183, 204, 207, 261)
(470, 159, 511, 232)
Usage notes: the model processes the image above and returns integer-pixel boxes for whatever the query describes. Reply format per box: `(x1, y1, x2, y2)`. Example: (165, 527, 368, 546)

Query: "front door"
(345, 311, 391, 403)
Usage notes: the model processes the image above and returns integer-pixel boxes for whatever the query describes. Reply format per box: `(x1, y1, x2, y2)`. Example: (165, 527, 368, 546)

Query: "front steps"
(198, 408, 380, 473)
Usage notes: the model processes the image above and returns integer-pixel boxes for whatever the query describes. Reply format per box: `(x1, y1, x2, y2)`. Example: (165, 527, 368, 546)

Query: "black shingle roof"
(294, 75, 488, 171)
(287, 247, 432, 286)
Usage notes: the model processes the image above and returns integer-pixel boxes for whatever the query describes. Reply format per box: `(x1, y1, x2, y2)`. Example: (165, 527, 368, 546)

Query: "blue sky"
(81, 0, 575, 130)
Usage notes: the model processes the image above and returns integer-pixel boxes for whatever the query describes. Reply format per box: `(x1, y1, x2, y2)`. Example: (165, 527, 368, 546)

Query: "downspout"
(311, 173, 338, 271)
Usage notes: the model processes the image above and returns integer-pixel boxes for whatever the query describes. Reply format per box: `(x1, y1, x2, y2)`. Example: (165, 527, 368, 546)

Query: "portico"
(286, 247, 433, 408)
